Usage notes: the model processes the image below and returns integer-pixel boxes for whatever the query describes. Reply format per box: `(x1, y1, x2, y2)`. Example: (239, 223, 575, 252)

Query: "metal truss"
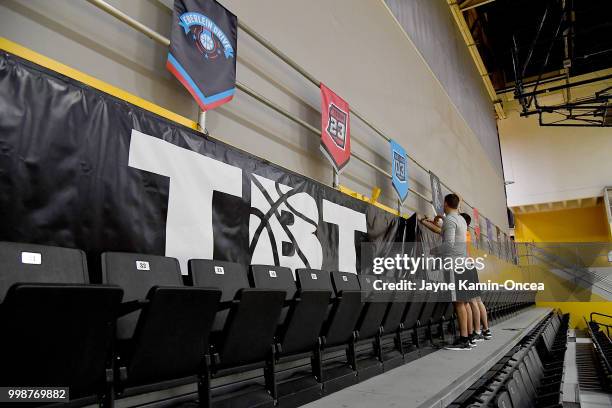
(511, 0, 612, 127)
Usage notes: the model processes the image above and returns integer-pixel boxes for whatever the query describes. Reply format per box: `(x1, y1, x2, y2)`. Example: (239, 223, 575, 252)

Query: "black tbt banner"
(0, 52, 403, 281)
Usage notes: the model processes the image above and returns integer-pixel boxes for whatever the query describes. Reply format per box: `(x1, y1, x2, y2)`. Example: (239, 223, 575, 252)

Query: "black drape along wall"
(0, 51, 406, 281)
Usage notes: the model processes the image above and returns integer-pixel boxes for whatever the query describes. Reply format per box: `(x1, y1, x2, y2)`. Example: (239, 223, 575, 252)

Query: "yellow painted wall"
(515, 204, 611, 243)
(514, 204, 611, 328)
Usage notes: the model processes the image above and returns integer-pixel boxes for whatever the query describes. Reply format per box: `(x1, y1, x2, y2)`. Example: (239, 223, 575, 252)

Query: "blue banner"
(390, 139, 409, 203)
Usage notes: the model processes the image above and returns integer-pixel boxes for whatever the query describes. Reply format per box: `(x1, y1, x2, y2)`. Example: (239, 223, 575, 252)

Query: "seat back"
(518, 362, 537, 401)
(296, 268, 335, 321)
(507, 376, 528, 408)
(101, 252, 182, 339)
(324, 272, 363, 345)
(254, 266, 330, 356)
(250, 265, 296, 300)
(189, 260, 285, 368)
(512, 370, 535, 408)
(250, 265, 295, 326)
(188, 259, 248, 332)
(355, 275, 392, 339)
(1, 284, 123, 398)
(381, 277, 408, 333)
(496, 390, 513, 408)
(102, 252, 221, 385)
(0, 242, 122, 400)
(296, 268, 333, 292)
(523, 353, 542, 388)
(298, 270, 362, 347)
(0, 241, 88, 302)
(401, 296, 426, 330)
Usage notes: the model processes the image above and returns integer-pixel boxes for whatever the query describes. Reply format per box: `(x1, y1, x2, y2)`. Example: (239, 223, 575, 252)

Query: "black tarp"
(0, 51, 404, 282)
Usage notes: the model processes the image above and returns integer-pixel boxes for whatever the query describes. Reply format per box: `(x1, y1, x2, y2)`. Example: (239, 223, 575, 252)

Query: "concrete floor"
(303, 307, 552, 408)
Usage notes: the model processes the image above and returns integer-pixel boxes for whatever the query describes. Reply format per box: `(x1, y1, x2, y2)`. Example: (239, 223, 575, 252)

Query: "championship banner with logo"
(473, 207, 481, 240)
(486, 218, 494, 250)
(320, 83, 351, 172)
(167, 0, 237, 111)
(390, 140, 409, 203)
(429, 171, 443, 215)
(0, 51, 404, 282)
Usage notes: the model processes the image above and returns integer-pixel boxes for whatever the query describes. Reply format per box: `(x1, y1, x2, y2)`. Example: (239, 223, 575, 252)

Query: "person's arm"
(421, 219, 441, 234)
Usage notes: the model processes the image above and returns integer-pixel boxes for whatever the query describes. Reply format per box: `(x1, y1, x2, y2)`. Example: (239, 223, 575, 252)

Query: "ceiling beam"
(460, 0, 496, 12)
(448, 0, 505, 119)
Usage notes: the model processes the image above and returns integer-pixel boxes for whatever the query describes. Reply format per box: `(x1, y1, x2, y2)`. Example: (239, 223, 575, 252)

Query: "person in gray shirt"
(440, 194, 473, 350)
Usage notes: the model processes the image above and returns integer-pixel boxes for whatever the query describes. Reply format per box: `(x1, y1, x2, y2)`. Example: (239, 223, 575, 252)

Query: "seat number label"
(311, 273, 317, 280)
(269, 270, 277, 278)
(136, 261, 150, 270)
(214, 266, 225, 274)
(21, 252, 41, 265)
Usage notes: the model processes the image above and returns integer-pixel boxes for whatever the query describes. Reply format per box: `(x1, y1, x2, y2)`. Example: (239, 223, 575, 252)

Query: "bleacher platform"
(302, 307, 554, 408)
(0, 241, 541, 408)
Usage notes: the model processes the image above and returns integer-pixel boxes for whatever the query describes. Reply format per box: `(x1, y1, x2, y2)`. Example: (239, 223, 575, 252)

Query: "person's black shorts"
(455, 268, 480, 302)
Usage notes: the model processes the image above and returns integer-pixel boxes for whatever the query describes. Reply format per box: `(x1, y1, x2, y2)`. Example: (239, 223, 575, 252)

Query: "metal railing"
(520, 242, 612, 298)
(84, 0, 507, 243)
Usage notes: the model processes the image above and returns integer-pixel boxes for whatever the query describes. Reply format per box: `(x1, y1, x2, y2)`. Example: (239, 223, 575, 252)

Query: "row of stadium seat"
(585, 314, 612, 391)
(449, 311, 570, 408)
(0, 241, 536, 408)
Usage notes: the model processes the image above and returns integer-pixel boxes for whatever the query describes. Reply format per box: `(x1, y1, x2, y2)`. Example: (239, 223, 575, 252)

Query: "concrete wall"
(0, 0, 509, 229)
(385, 0, 503, 176)
(515, 205, 611, 243)
(499, 71, 612, 207)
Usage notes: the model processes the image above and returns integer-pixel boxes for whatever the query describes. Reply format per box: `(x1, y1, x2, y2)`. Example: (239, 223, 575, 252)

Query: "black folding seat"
(378, 276, 409, 370)
(101, 252, 221, 403)
(398, 276, 428, 355)
(530, 348, 562, 374)
(296, 269, 362, 395)
(489, 290, 502, 321)
(417, 269, 452, 348)
(496, 390, 514, 408)
(250, 265, 330, 407)
(512, 369, 535, 408)
(188, 260, 285, 408)
(0, 242, 123, 406)
(496, 290, 506, 318)
(525, 356, 561, 394)
(352, 274, 393, 380)
(507, 374, 530, 408)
